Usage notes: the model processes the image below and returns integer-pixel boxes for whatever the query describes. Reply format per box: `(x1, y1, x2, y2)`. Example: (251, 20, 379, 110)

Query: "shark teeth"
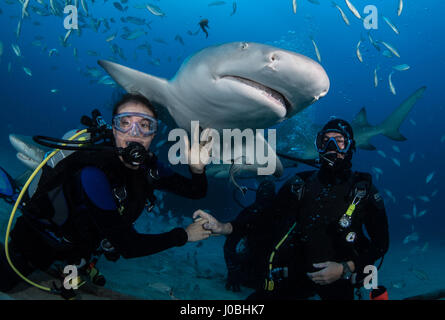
(222, 75, 291, 112)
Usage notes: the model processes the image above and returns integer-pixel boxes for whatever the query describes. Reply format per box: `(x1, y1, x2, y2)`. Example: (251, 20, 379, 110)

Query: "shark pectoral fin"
(380, 86, 426, 142)
(97, 60, 173, 123)
(382, 131, 407, 141)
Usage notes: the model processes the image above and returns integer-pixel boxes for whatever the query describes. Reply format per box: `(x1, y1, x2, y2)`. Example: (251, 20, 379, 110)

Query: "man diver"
(224, 179, 276, 292)
(194, 118, 390, 300)
(0, 93, 213, 294)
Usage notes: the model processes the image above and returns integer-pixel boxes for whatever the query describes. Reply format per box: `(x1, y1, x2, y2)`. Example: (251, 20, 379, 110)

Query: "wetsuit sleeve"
(89, 208, 188, 259)
(151, 162, 207, 199)
(352, 184, 390, 280)
(70, 167, 188, 259)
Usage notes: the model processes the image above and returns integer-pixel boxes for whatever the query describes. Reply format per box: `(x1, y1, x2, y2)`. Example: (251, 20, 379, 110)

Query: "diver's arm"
(71, 166, 189, 258)
(151, 161, 207, 199)
(352, 185, 390, 276)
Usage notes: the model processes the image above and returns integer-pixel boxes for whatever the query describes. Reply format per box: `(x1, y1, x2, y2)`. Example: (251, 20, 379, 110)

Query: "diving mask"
(113, 112, 157, 137)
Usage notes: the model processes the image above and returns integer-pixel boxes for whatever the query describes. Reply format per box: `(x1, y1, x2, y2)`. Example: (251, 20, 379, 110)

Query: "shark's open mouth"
(222, 75, 292, 113)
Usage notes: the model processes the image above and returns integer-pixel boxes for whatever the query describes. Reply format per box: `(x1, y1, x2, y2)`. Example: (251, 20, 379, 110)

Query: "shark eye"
(241, 42, 248, 50)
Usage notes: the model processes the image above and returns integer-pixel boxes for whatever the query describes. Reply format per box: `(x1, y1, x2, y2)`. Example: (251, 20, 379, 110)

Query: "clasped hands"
(185, 209, 231, 242)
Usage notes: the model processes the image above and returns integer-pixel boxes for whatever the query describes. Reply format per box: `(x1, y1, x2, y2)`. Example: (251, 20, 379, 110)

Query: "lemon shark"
(97, 42, 330, 177)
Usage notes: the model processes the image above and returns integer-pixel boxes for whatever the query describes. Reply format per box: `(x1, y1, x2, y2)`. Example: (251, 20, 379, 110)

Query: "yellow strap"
(266, 222, 297, 290)
(4, 129, 89, 294)
(345, 203, 356, 217)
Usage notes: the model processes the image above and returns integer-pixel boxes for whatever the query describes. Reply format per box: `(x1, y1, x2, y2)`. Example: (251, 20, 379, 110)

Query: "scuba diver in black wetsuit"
(224, 180, 276, 292)
(0, 93, 213, 295)
(194, 118, 390, 300)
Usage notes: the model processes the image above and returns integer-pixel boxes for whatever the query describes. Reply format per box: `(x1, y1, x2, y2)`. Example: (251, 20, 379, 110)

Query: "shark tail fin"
(380, 86, 426, 141)
(351, 107, 377, 150)
(97, 60, 173, 125)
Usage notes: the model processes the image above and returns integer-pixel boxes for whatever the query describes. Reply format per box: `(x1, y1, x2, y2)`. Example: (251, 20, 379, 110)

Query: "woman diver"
(0, 93, 213, 295)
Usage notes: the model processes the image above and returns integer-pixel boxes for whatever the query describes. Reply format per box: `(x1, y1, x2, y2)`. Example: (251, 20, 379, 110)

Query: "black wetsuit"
(224, 200, 275, 291)
(243, 167, 389, 300)
(0, 150, 207, 292)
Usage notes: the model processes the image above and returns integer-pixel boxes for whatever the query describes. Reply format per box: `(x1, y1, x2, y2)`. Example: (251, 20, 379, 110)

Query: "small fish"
(48, 48, 59, 56)
(23, 67, 32, 76)
(372, 167, 383, 175)
(81, 0, 88, 15)
(402, 214, 412, 220)
(400, 257, 408, 263)
(0, 41, 3, 56)
(121, 30, 146, 40)
(332, 2, 350, 26)
(356, 40, 363, 63)
(393, 64, 410, 71)
(383, 189, 396, 203)
(383, 16, 400, 35)
(391, 280, 406, 289)
(368, 32, 380, 51)
(377, 150, 386, 158)
(311, 37, 321, 63)
(230, 2, 237, 16)
(307, 0, 320, 4)
(421, 242, 429, 252)
(403, 232, 419, 244)
(441, 134, 445, 143)
(373, 67, 379, 87)
(97, 75, 115, 85)
(50, 89, 58, 93)
(425, 172, 435, 184)
(106, 32, 117, 42)
(16, 19, 22, 38)
(392, 145, 400, 153)
(11, 44, 21, 57)
(389, 71, 396, 95)
(155, 139, 167, 148)
(418, 196, 430, 203)
(409, 119, 416, 126)
(87, 50, 99, 56)
(63, 29, 72, 44)
(398, 0, 403, 16)
(409, 152, 416, 163)
(146, 3, 165, 17)
(344, 0, 361, 19)
(174, 35, 184, 46)
(417, 210, 427, 218)
(73, 47, 78, 58)
(410, 267, 428, 281)
(391, 157, 400, 167)
(22, 0, 30, 19)
(292, 0, 297, 14)
(431, 189, 438, 197)
(412, 204, 417, 217)
(113, 2, 127, 12)
(380, 41, 401, 58)
(405, 195, 414, 201)
(382, 50, 393, 58)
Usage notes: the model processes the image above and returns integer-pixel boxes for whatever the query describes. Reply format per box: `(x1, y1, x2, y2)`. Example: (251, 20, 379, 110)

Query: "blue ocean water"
(0, 0, 444, 299)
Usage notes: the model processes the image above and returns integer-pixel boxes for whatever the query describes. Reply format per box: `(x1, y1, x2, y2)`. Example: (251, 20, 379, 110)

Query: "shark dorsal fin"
(352, 107, 371, 128)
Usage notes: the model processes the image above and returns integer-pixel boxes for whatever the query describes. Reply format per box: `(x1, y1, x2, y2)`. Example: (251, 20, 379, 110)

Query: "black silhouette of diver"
(199, 19, 210, 38)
